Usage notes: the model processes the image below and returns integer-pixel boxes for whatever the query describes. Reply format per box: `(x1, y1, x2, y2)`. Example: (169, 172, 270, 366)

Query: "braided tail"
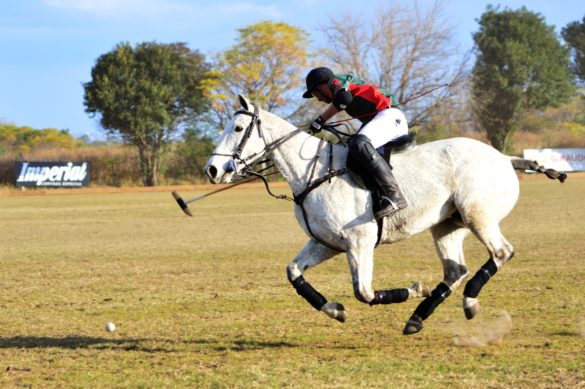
(509, 156, 567, 183)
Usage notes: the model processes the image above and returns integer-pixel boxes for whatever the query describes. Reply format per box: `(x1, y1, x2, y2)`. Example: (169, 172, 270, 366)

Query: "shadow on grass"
(1, 336, 358, 353)
(218, 339, 297, 352)
(0, 336, 298, 353)
(550, 330, 581, 337)
(0, 336, 177, 352)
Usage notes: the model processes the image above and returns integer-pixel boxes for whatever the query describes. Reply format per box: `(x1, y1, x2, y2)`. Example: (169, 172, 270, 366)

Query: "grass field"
(1, 176, 584, 388)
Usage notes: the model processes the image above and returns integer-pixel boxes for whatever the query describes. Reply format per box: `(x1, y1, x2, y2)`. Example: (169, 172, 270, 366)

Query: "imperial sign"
(15, 162, 90, 187)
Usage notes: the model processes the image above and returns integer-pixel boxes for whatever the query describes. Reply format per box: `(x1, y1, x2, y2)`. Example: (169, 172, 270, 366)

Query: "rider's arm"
(320, 104, 341, 122)
(309, 81, 351, 134)
(320, 83, 353, 121)
(332, 86, 353, 111)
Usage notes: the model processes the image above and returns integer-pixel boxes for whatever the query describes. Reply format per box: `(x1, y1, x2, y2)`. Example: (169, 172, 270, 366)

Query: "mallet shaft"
(172, 172, 279, 216)
(190, 176, 258, 202)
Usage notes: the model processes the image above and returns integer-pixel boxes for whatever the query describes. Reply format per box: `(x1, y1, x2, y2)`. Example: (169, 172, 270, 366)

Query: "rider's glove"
(309, 115, 325, 134)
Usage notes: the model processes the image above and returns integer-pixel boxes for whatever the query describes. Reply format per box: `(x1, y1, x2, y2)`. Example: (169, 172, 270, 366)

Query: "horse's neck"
(263, 114, 343, 195)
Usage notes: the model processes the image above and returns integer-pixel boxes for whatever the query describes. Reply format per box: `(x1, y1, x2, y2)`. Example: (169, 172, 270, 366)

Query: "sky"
(0, 0, 583, 140)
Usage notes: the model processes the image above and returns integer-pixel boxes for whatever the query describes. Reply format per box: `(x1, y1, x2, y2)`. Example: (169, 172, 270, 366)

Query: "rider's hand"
(309, 115, 325, 134)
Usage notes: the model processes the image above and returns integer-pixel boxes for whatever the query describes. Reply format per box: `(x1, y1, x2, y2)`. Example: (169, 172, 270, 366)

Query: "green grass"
(1, 176, 584, 388)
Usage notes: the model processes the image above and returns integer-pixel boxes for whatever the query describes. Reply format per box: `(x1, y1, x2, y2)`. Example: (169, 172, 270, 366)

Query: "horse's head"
(205, 95, 268, 184)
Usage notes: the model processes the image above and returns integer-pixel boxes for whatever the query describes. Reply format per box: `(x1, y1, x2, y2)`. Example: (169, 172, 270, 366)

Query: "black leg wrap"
(290, 275, 327, 311)
(369, 288, 409, 306)
(413, 282, 452, 321)
(463, 259, 498, 298)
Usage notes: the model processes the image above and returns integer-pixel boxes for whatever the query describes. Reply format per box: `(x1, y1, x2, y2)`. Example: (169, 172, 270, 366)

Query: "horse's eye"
(234, 125, 243, 133)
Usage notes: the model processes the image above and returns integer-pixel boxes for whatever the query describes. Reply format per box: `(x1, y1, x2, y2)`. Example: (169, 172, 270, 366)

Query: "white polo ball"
(105, 322, 116, 332)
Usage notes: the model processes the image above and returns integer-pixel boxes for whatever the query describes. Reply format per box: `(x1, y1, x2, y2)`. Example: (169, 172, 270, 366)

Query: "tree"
(318, 0, 469, 128)
(202, 21, 311, 131)
(83, 42, 211, 186)
(0, 124, 81, 156)
(163, 129, 216, 182)
(472, 6, 575, 152)
(562, 16, 585, 84)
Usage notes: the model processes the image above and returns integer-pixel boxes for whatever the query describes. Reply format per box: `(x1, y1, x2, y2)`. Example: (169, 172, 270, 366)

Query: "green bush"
(163, 129, 215, 184)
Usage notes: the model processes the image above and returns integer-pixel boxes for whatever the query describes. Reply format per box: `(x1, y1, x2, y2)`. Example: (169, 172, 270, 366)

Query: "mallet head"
(171, 191, 193, 217)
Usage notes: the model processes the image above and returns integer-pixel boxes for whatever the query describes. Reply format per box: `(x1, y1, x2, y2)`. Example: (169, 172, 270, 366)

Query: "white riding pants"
(359, 108, 409, 148)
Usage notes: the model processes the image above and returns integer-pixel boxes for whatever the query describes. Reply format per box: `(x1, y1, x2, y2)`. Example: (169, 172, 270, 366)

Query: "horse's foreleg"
(403, 220, 470, 335)
(346, 244, 376, 304)
(286, 239, 345, 322)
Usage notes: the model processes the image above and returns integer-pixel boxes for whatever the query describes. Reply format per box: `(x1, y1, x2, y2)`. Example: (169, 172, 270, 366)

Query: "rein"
(327, 83, 449, 127)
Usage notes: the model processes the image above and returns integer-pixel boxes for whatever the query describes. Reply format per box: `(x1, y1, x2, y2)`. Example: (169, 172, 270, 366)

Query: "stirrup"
(375, 196, 406, 220)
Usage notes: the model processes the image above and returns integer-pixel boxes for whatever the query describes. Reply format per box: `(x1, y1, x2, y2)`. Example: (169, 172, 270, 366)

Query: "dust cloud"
(450, 311, 513, 347)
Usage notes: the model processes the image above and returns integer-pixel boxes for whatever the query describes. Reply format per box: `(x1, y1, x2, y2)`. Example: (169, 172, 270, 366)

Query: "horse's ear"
(238, 94, 250, 111)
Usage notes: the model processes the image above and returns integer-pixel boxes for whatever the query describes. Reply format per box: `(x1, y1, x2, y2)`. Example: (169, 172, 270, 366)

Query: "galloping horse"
(204, 95, 565, 335)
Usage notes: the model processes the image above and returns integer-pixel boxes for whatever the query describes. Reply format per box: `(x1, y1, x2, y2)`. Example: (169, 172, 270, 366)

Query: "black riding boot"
(348, 134, 407, 219)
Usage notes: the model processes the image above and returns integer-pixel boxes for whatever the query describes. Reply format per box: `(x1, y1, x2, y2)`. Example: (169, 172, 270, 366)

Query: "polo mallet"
(171, 171, 279, 216)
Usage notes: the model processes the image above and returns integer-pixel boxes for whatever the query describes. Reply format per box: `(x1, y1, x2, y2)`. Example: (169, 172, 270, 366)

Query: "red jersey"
(327, 75, 395, 123)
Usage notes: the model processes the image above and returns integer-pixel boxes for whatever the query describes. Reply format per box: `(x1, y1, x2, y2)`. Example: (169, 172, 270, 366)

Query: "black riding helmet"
(302, 67, 334, 98)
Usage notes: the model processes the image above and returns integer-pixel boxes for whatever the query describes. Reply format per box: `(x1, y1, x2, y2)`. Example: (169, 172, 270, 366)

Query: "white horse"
(204, 95, 565, 335)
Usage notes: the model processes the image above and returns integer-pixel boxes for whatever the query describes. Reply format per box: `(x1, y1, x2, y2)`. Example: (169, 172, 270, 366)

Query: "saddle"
(380, 131, 417, 163)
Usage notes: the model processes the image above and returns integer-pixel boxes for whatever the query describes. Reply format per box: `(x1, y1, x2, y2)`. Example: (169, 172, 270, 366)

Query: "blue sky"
(0, 0, 582, 139)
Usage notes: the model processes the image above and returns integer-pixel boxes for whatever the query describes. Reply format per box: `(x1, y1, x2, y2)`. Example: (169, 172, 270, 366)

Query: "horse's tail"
(509, 156, 567, 183)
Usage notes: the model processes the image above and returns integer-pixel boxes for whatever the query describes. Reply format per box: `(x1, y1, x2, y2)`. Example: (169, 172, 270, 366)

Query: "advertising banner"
(15, 161, 90, 187)
(523, 148, 585, 172)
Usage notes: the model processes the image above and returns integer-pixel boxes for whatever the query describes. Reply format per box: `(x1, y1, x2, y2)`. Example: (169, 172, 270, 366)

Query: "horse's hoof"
(402, 314, 423, 335)
(321, 302, 347, 323)
(463, 296, 480, 320)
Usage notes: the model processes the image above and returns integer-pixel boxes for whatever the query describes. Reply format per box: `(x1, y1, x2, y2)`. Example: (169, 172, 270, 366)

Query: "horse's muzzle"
(205, 158, 238, 184)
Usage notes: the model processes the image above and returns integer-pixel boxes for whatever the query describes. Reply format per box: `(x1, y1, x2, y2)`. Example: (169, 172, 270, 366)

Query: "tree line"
(0, 124, 215, 186)
(3, 2, 585, 187)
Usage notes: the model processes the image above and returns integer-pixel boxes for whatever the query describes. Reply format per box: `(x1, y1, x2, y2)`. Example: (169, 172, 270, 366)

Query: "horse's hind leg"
(403, 217, 470, 335)
(286, 239, 346, 322)
(462, 222, 514, 320)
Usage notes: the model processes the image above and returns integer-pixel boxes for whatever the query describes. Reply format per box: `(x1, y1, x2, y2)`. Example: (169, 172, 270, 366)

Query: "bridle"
(211, 105, 303, 175)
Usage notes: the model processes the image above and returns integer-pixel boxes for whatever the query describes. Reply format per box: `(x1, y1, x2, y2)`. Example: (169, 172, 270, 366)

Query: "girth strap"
(294, 168, 347, 206)
(293, 168, 347, 252)
(292, 167, 383, 251)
